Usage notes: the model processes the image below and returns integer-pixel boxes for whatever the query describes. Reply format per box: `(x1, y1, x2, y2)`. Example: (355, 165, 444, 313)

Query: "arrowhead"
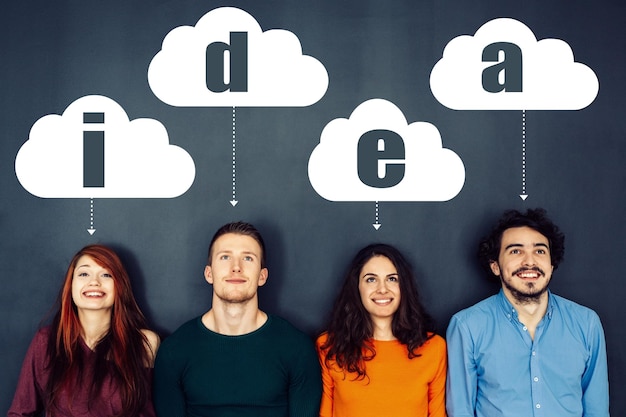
(230, 200, 238, 207)
(87, 229, 96, 235)
(519, 194, 528, 201)
(372, 223, 382, 230)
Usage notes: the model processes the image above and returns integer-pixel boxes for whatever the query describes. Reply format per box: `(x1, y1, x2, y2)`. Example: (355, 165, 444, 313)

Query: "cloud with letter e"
(308, 99, 465, 202)
(430, 18, 598, 110)
(148, 6, 328, 107)
(15, 95, 195, 198)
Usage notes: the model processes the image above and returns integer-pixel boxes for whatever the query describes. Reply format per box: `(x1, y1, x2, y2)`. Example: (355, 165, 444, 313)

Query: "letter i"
(83, 112, 105, 188)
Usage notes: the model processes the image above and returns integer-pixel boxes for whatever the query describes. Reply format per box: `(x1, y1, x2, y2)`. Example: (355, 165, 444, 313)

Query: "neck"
(371, 317, 396, 341)
(77, 309, 111, 349)
(502, 288, 549, 339)
(203, 297, 267, 336)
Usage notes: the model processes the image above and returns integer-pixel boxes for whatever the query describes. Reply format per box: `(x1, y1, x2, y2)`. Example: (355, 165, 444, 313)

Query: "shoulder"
(551, 293, 603, 326)
(264, 315, 317, 353)
(315, 332, 329, 347)
(159, 317, 203, 350)
(266, 315, 308, 338)
(425, 333, 446, 349)
(140, 329, 161, 365)
(450, 294, 500, 323)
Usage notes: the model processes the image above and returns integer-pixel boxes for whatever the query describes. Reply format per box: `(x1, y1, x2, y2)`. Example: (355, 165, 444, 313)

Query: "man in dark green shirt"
(153, 221, 321, 417)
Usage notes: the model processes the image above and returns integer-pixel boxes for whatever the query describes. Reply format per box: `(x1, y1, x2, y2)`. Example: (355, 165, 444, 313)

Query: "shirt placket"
(511, 310, 543, 417)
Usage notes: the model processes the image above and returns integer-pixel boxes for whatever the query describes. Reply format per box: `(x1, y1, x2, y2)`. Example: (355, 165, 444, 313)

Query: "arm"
(152, 344, 187, 417)
(445, 316, 477, 417)
(7, 331, 47, 417)
(428, 336, 448, 417)
(316, 338, 334, 417)
(288, 338, 322, 417)
(580, 312, 609, 417)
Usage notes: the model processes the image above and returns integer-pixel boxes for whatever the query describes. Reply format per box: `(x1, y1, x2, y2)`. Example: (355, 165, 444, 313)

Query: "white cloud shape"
(308, 99, 465, 202)
(15, 95, 195, 198)
(430, 18, 599, 110)
(148, 7, 328, 107)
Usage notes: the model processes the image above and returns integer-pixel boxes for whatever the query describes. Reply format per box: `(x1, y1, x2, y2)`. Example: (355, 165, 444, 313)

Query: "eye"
(387, 276, 399, 282)
(219, 255, 230, 260)
(510, 249, 521, 255)
(365, 276, 377, 283)
(102, 273, 113, 279)
(243, 256, 254, 262)
(77, 272, 89, 277)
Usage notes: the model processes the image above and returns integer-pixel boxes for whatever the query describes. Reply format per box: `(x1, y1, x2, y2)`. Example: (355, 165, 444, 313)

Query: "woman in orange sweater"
(317, 243, 447, 417)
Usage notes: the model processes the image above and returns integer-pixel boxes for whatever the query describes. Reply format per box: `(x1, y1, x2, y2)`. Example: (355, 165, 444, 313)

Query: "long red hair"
(46, 244, 153, 416)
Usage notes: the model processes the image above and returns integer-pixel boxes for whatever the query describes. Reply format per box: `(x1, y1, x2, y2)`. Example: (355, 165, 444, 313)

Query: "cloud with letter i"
(430, 18, 599, 110)
(148, 6, 328, 107)
(15, 95, 195, 198)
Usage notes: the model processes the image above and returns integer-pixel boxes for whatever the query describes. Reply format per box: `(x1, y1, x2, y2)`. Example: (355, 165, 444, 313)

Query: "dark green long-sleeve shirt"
(153, 315, 322, 417)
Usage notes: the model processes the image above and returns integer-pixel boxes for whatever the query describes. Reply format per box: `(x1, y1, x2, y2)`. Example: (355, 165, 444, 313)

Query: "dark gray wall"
(2, 0, 623, 414)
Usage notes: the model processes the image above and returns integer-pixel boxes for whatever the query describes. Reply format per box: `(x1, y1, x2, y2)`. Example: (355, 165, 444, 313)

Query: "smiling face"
(358, 255, 401, 322)
(490, 226, 554, 304)
(204, 233, 268, 305)
(71, 255, 115, 313)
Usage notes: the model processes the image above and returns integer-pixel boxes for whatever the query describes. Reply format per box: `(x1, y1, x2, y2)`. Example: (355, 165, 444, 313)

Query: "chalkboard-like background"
(1, 0, 623, 414)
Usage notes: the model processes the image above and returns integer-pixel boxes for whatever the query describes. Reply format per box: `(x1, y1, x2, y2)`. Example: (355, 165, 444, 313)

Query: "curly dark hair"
(319, 243, 436, 380)
(478, 208, 565, 280)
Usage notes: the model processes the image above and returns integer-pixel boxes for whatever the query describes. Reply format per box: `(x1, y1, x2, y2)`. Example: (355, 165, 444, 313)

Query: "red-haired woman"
(8, 244, 160, 417)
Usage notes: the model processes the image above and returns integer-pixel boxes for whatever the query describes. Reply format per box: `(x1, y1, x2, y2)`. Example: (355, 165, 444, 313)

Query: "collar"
(497, 288, 554, 322)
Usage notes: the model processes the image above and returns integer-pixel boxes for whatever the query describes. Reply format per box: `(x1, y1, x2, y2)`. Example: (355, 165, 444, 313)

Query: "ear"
(489, 260, 501, 277)
(204, 265, 213, 284)
(257, 268, 269, 287)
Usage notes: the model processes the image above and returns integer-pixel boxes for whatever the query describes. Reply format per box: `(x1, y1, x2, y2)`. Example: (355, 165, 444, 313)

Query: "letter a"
(482, 42, 522, 93)
(206, 32, 248, 92)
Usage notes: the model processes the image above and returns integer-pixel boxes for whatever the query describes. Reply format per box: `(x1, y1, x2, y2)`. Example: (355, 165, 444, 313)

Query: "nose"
(522, 252, 536, 266)
(89, 275, 102, 286)
(231, 259, 241, 272)
(376, 280, 389, 293)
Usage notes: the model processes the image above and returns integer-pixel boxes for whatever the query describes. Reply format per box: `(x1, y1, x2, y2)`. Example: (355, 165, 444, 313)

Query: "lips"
(514, 267, 544, 279)
(372, 298, 393, 305)
(83, 291, 105, 297)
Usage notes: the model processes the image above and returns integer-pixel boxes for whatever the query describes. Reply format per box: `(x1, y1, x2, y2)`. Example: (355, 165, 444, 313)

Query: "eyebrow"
(504, 242, 549, 250)
(362, 272, 399, 278)
(215, 250, 259, 257)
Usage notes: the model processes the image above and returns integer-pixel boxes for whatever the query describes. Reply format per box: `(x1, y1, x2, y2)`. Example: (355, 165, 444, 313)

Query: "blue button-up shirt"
(446, 290, 609, 417)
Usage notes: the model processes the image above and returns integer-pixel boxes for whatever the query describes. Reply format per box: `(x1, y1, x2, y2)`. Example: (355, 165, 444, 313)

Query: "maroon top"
(8, 327, 156, 417)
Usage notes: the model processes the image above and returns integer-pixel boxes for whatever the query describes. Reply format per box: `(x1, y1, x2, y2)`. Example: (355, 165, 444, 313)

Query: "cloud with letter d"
(308, 99, 465, 202)
(15, 95, 195, 198)
(430, 18, 598, 110)
(148, 7, 328, 107)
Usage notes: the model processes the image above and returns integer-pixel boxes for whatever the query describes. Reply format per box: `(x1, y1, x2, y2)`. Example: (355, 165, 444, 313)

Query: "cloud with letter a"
(430, 18, 598, 110)
(148, 7, 328, 107)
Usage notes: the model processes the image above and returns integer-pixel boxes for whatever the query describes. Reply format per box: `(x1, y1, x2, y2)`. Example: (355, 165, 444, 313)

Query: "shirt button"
(533, 377, 539, 382)
(532, 351, 536, 356)
(536, 404, 541, 409)
(523, 326, 528, 331)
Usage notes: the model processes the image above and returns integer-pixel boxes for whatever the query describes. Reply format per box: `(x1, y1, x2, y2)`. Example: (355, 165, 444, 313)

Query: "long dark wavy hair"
(44, 245, 153, 417)
(319, 243, 436, 380)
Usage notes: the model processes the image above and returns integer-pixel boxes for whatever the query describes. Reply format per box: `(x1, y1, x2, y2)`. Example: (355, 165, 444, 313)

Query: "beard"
(500, 266, 550, 304)
(213, 283, 257, 305)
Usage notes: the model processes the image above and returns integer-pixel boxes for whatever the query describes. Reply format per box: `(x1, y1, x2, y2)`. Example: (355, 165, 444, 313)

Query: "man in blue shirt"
(446, 208, 609, 417)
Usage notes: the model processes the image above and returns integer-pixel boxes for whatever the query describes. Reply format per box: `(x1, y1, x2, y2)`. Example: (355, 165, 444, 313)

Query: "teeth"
(84, 292, 104, 297)
(373, 299, 391, 305)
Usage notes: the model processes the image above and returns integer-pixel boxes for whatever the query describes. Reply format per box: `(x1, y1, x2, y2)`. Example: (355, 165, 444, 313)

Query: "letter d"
(206, 32, 248, 92)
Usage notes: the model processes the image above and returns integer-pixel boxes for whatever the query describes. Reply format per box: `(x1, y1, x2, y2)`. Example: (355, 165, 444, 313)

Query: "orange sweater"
(316, 333, 447, 417)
